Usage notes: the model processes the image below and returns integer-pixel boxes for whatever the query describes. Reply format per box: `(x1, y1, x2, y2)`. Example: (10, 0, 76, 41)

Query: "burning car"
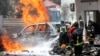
(16, 22, 61, 46)
(0, 22, 62, 56)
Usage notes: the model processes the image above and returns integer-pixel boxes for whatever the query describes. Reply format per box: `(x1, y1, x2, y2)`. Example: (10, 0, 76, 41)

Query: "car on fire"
(14, 22, 62, 47)
(18, 22, 61, 38)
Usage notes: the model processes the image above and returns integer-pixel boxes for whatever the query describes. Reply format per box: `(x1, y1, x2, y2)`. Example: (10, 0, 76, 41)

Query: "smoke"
(23, 35, 59, 56)
(61, 0, 76, 22)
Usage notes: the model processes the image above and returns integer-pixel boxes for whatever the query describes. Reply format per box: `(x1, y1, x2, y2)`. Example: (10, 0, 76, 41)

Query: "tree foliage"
(0, 0, 8, 18)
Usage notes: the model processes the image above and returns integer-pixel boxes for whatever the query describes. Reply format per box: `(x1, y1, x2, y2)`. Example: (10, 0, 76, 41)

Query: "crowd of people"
(51, 18, 97, 56)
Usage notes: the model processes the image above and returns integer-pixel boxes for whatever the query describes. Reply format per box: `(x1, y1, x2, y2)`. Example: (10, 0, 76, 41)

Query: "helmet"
(73, 22, 78, 27)
(61, 21, 64, 24)
(71, 20, 76, 26)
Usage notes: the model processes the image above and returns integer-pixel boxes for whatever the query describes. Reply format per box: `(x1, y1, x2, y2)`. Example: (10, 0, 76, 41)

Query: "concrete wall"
(75, 0, 100, 22)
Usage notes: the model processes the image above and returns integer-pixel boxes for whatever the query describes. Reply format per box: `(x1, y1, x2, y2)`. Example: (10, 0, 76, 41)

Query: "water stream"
(2, 35, 59, 56)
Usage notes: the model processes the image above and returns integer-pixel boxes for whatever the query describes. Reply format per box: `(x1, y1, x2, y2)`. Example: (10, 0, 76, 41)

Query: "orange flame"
(1, 0, 49, 51)
(20, 0, 49, 26)
(1, 35, 25, 51)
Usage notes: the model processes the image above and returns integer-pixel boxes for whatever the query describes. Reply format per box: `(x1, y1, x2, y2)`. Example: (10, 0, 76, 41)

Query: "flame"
(19, 0, 49, 26)
(1, 0, 49, 51)
(1, 34, 25, 51)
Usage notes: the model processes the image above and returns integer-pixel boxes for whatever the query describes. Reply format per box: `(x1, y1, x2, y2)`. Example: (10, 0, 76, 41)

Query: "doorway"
(85, 10, 100, 25)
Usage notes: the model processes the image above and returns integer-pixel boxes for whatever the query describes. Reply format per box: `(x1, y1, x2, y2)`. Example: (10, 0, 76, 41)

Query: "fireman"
(86, 20, 95, 46)
(72, 22, 84, 56)
(79, 16, 84, 29)
(58, 21, 70, 49)
(49, 21, 70, 55)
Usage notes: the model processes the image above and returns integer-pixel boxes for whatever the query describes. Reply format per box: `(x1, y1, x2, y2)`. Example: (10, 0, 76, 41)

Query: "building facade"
(61, 0, 75, 22)
(75, 0, 100, 24)
(44, 0, 61, 22)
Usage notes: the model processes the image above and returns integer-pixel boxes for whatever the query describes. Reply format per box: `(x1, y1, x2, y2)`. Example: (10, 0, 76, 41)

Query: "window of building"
(56, 11, 61, 18)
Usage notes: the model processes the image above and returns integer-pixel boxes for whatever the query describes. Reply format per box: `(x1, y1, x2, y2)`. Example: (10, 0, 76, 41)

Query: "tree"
(0, 0, 9, 18)
(0, 0, 17, 18)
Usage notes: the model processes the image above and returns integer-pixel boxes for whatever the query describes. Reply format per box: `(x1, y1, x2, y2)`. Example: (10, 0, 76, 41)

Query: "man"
(68, 22, 76, 47)
(58, 21, 70, 48)
(72, 22, 84, 56)
(50, 21, 70, 55)
(79, 16, 84, 30)
(86, 20, 95, 46)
